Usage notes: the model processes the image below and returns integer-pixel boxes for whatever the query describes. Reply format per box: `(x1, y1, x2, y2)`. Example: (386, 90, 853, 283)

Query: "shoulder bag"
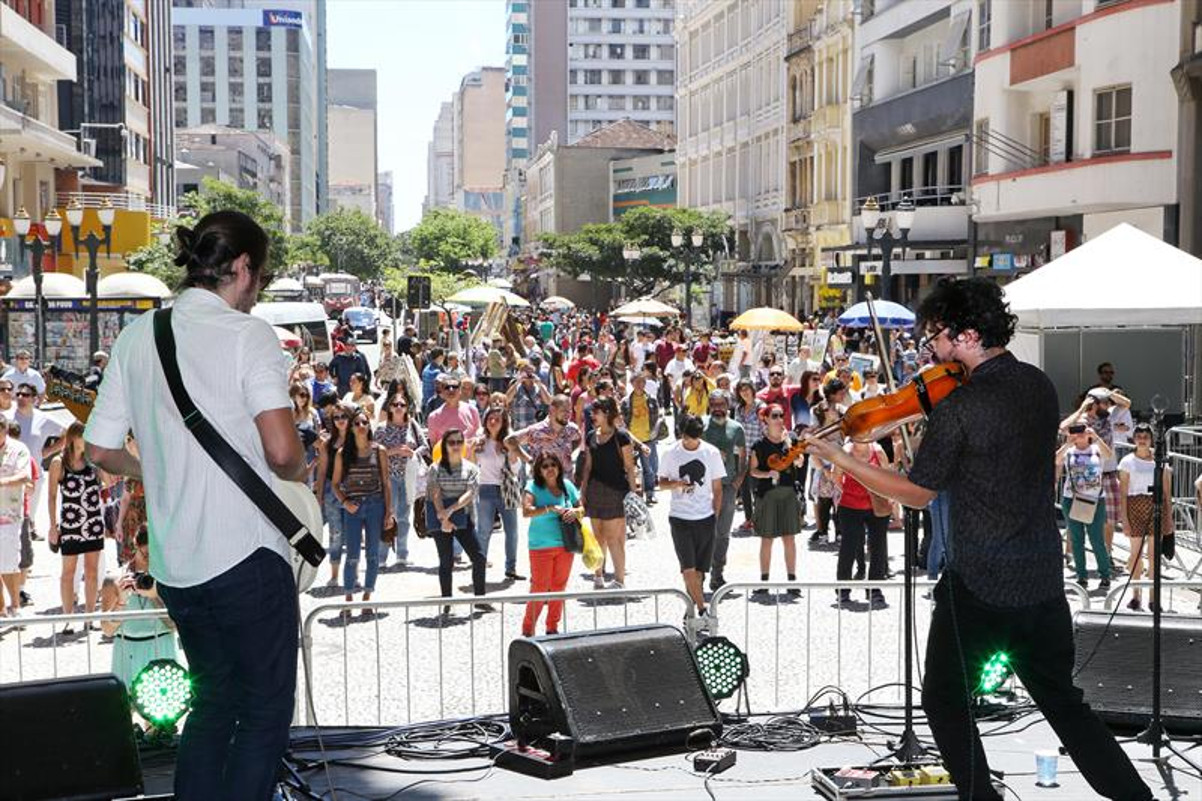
(153, 309, 326, 591)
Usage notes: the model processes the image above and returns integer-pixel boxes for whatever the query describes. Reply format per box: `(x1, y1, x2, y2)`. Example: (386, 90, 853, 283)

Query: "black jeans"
(923, 572, 1152, 801)
(836, 507, 888, 595)
(157, 548, 297, 801)
(433, 525, 486, 598)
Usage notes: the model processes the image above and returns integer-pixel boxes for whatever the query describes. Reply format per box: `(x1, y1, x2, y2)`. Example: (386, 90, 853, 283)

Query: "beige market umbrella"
(729, 307, 805, 332)
(610, 298, 680, 317)
(447, 285, 531, 307)
(541, 295, 576, 310)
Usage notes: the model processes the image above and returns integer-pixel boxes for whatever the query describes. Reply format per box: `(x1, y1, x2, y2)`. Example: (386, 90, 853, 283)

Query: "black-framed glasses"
(16, 391, 35, 398)
(920, 326, 950, 353)
(353, 420, 370, 428)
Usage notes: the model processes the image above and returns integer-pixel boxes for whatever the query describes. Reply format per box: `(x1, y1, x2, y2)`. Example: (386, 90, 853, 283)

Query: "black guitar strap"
(152, 308, 325, 567)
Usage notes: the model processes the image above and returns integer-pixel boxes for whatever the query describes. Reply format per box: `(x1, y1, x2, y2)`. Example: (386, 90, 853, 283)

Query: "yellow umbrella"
(447, 285, 530, 307)
(610, 298, 680, 317)
(729, 307, 805, 332)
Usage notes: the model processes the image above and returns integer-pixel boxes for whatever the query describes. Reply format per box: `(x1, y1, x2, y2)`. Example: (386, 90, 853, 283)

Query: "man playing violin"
(805, 277, 1150, 801)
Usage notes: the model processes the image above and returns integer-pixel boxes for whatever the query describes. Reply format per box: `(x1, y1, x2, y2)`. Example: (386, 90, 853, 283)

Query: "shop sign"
(993, 253, 1014, 271)
(825, 270, 854, 286)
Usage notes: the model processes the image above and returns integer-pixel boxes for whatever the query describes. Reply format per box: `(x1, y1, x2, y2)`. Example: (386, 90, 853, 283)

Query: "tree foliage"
(406, 208, 499, 272)
(178, 176, 290, 273)
(303, 208, 398, 280)
(125, 237, 184, 289)
(539, 207, 730, 297)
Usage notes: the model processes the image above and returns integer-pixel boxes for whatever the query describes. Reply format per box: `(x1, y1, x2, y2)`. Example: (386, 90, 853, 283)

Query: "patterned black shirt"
(909, 352, 1064, 607)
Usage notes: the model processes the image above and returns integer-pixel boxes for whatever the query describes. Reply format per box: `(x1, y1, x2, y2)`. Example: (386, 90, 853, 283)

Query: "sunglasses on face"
(769, 412, 785, 419)
(443, 384, 460, 392)
(769, 372, 784, 378)
(0, 387, 11, 393)
(390, 402, 407, 409)
(445, 439, 464, 446)
(353, 420, 370, 428)
(16, 391, 34, 398)
(332, 415, 349, 422)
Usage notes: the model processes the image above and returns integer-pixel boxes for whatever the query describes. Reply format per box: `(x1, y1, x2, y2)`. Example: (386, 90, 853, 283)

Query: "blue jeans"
(323, 485, 345, 563)
(378, 474, 409, 564)
(157, 548, 297, 801)
(927, 491, 950, 580)
(638, 441, 659, 501)
(343, 494, 384, 593)
(476, 484, 519, 573)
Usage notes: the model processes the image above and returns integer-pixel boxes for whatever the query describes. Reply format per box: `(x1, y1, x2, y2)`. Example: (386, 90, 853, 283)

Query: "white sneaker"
(593, 575, 606, 590)
(606, 579, 624, 590)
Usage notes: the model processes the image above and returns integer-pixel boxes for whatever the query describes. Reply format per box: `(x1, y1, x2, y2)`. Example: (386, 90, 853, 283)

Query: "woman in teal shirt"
(521, 452, 582, 637)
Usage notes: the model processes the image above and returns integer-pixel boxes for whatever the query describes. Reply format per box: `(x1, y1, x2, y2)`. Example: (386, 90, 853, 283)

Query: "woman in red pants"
(520, 452, 582, 637)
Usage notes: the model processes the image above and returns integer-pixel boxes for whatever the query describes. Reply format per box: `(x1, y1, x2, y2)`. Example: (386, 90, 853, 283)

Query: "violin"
(766, 362, 967, 471)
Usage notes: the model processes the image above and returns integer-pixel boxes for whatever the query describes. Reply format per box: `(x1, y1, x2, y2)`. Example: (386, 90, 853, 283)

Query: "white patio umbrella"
(447, 285, 531, 307)
(610, 298, 679, 317)
(541, 295, 576, 310)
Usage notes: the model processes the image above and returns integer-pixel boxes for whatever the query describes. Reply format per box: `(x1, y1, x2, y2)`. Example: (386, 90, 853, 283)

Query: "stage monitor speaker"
(1074, 610, 1202, 733)
(509, 624, 722, 759)
(0, 674, 143, 800)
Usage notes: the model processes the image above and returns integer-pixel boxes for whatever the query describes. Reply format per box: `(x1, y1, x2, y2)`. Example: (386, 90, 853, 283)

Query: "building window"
(633, 44, 650, 60)
(633, 96, 650, 111)
(584, 17, 602, 33)
(230, 83, 244, 102)
(947, 144, 964, 189)
(608, 95, 627, 110)
(977, 0, 991, 51)
(861, 0, 875, 20)
(634, 70, 651, 85)
(612, 0, 625, 6)
(569, 69, 578, 84)
(584, 95, 598, 110)
(257, 57, 273, 77)
(172, 26, 186, 51)
(608, 44, 625, 60)
(656, 69, 673, 85)
(199, 26, 214, 50)
(174, 105, 187, 128)
(1094, 85, 1132, 154)
(1044, 0, 1055, 29)
(256, 28, 272, 51)
(174, 55, 186, 76)
(200, 81, 216, 103)
(1036, 111, 1051, 162)
(635, 0, 650, 7)
(200, 56, 215, 77)
(656, 95, 674, 111)
(257, 82, 273, 102)
(584, 69, 602, 85)
(229, 57, 244, 77)
(174, 81, 187, 102)
(258, 107, 273, 129)
(609, 70, 626, 85)
(657, 44, 675, 60)
(609, 18, 623, 34)
(583, 43, 602, 59)
(201, 106, 216, 124)
(973, 118, 990, 175)
(229, 27, 243, 51)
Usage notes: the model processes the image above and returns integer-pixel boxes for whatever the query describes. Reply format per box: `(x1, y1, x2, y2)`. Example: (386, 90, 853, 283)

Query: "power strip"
(809, 713, 858, 735)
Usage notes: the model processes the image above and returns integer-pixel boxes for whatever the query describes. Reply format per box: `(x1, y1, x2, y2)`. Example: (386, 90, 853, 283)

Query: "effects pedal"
(490, 740, 575, 780)
(693, 748, 737, 775)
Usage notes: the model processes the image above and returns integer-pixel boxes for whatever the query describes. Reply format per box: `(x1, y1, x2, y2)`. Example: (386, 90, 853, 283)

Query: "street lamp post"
(12, 206, 64, 365)
(66, 197, 116, 357)
(670, 229, 707, 329)
(859, 195, 915, 302)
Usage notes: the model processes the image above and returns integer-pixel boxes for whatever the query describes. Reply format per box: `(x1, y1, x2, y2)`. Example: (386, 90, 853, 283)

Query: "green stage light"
(131, 659, 193, 730)
(694, 636, 750, 701)
(976, 651, 1013, 696)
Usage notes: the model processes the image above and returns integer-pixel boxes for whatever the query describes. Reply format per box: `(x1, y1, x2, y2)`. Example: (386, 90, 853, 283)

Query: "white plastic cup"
(1035, 750, 1060, 787)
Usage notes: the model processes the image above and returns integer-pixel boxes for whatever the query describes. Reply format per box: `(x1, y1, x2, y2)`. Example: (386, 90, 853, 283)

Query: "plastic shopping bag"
(624, 492, 657, 540)
(581, 517, 604, 573)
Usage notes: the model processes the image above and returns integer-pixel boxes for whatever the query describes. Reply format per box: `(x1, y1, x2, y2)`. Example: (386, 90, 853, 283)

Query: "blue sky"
(327, 0, 507, 233)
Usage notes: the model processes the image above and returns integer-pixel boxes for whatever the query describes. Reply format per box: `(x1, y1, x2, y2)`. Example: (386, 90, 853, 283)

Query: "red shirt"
(692, 341, 718, 366)
(654, 340, 676, 369)
(839, 451, 881, 511)
(756, 385, 802, 430)
(566, 357, 600, 385)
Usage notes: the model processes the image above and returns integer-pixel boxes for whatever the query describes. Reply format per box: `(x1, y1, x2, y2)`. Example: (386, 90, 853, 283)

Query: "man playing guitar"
(805, 278, 1150, 801)
(85, 211, 307, 801)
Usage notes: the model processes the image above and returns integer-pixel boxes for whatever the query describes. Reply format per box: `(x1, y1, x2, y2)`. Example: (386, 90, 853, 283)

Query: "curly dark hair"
(917, 277, 1017, 349)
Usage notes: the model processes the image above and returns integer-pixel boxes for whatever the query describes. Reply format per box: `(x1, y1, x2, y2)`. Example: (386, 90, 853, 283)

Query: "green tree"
(406, 208, 499, 272)
(539, 206, 730, 298)
(285, 232, 330, 272)
(178, 176, 290, 273)
(125, 238, 184, 289)
(304, 208, 398, 280)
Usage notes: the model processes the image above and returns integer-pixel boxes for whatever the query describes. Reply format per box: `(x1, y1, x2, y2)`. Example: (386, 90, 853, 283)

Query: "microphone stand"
(863, 294, 932, 764)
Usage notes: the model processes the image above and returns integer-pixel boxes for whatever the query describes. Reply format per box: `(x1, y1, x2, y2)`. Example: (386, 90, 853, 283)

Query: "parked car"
(342, 306, 379, 344)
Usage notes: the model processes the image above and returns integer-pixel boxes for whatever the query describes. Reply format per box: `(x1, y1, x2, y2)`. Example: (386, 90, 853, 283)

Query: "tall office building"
(423, 101, 455, 214)
(453, 68, 506, 241)
(676, 0, 789, 316)
(327, 67, 377, 218)
(376, 170, 393, 233)
(171, 3, 319, 228)
(56, 0, 174, 204)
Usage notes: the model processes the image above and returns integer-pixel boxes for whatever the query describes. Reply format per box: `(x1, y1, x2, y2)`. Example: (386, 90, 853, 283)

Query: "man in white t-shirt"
(657, 413, 726, 622)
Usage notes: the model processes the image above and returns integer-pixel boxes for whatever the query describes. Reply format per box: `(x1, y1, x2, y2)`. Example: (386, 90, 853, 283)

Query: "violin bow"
(864, 293, 918, 472)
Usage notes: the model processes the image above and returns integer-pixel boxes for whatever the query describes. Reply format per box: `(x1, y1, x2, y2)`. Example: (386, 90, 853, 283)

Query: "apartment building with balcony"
(1, 0, 102, 275)
(785, 0, 857, 314)
(55, 0, 174, 207)
(971, 0, 1181, 274)
(851, 0, 977, 303)
(676, 0, 788, 318)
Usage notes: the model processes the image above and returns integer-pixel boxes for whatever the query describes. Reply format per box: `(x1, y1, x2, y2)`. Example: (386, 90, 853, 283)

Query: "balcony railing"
(853, 184, 967, 212)
(787, 24, 814, 55)
(54, 192, 176, 221)
(783, 206, 811, 231)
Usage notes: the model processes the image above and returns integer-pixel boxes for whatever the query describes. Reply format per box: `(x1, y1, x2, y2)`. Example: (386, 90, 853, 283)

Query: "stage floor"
(137, 716, 1201, 800)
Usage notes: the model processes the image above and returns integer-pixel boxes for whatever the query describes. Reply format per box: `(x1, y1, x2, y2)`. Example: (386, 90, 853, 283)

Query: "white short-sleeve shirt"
(84, 288, 292, 588)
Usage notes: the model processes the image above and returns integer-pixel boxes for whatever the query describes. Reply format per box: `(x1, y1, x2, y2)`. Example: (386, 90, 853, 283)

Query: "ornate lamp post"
(859, 195, 915, 302)
(12, 206, 65, 365)
(670, 228, 707, 328)
(66, 197, 116, 356)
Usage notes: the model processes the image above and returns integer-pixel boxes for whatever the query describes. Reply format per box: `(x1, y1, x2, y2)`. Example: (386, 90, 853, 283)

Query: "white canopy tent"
(1002, 224, 1202, 419)
(1003, 223, 1202, 328)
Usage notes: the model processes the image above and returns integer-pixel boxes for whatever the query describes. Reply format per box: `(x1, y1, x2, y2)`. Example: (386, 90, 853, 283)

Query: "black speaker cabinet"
(0, 674, 143, 800)
(509, 624, 722, 759)
(1074, 610, 1202, 733)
